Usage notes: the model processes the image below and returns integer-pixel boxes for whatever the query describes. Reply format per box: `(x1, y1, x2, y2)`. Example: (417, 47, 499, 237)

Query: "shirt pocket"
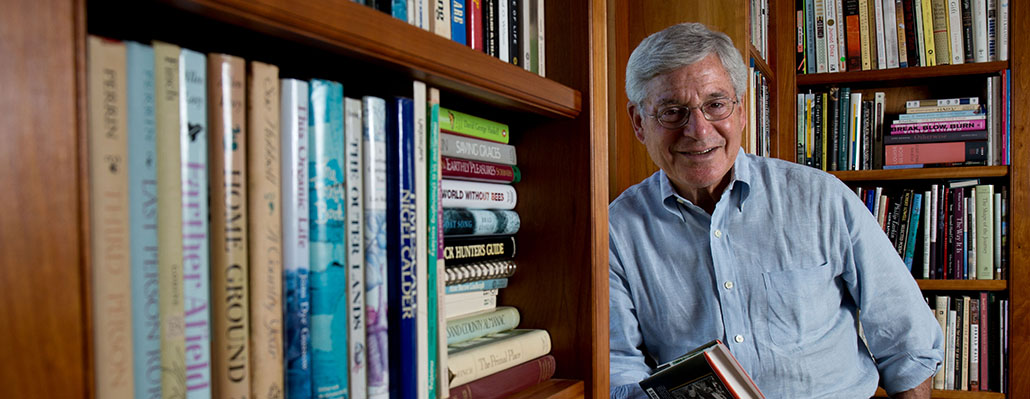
(762, 262, 839, 348)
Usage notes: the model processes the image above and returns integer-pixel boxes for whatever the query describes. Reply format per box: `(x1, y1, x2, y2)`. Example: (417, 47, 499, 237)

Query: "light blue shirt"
(609, 153, 944, 399)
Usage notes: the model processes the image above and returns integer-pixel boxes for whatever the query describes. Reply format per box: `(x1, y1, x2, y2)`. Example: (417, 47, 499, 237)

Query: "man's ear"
(627, 100, 647, 143)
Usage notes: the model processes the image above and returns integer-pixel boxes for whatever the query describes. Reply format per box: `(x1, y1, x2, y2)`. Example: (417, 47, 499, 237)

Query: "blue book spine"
(180, 48, 212, 398)
(309, 80, 349, 399)
(805, 0, 816, 74)
(283, 79, 313, 399)
(898, 107, 986, 120)
(387, 97, 417, 399)
(392, 0, 407, 20)
(127, 41, 162, 399)
(452, 0, 468, 45)
(445, 278, 509, 294)
(362, 96, 390, 399)
(904, 193, 923, 270)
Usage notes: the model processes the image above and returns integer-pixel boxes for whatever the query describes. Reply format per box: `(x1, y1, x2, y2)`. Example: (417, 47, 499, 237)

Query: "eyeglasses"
(648, 98, 738, 129)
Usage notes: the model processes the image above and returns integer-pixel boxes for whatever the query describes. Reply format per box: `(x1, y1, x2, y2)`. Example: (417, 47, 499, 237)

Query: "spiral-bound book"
(444, 259, 517, 285)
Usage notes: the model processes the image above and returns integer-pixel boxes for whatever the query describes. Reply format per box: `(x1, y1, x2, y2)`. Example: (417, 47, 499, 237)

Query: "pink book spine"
(890, 119, 987, 134)
(884, 141, 986, 165)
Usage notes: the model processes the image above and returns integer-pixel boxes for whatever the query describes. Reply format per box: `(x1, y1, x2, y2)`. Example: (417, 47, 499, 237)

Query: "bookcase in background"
(0, 0, 610, 398)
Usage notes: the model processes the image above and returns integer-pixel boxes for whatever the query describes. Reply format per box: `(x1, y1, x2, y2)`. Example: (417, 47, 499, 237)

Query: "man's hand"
(891, 377, 932, 399)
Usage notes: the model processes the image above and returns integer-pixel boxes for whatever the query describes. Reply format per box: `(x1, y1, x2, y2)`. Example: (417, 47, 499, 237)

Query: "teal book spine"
(127, 41, 162, 399)
(282, 78, 312, 399)
(445, 278, 509, 294)
(904, 192, 923, 270)
(362, 96, 390, 399)
(179, 48, 212, 398)
(426, 93, 441, 399)
(308, 79, 349, 399)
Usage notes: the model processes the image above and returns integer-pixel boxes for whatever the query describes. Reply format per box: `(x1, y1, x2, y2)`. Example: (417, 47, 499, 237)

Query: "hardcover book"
(639, 340, 764, 399)
(443, 209, 520, 237)
(445, 278, 509, 294)
(444, 259, 517, 285)
(386, 96, 417, 399)
(308, 79, 349, 399)
(247, 61, 284, 399)
(426, 86, 445, 399)
(442, 156, 521, 184)
(344, 97, 367, 399)
(412, 81, 432, 399)
(439, 132, 517, 165)
(448, 354, 556, 399)
(440, 179, 517, 209)
(439, 107, 510, 143)
(443, 235, 516, 266)
(447, 329, 551, 387)
(446, 306, 520, 345)
(362, 95, 390, 399)
(451, 0, 467, 45)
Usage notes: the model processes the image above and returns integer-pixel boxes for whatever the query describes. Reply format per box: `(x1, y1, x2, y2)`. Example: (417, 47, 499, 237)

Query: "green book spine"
(439, 107, 510, 144)
(975, 184, 995, 279)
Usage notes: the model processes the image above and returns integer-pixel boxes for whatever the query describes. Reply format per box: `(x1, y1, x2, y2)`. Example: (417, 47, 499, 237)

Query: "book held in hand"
(639, 340, 763, 399)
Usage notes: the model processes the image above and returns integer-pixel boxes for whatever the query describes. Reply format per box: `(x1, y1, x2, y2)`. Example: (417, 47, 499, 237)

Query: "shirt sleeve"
(838, 183, 945, 395)
(609, 231, 653, 399)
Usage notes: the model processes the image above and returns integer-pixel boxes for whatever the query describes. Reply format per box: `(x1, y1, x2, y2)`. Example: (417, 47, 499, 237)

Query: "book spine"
(922, 0, 937, 65)
(412, 82, 431, 399)
(859, 0, 873, 69)
(972, 0, 988, 62)
(931, 0, 951, 64)
(526, 0, 538, 73)
(247, 61, 284, 399)
(536, 0, 545, 76)
(814, 0, 827, 72)
(445, 259, 517, 285)
(997, 0, 1008, 61)
(439, 133, 517, 165)
(874, 0, 887, 68)
(962, 0, 976, 62)
(898, 107, 984, 120)
(308, 79, 349, 399)
(836, 0, 846, 70)
(891, 115, 986, 124)
(468, 0, 483, 51)
(343, 97, 367, 399)
(948, 0, 965, 64)
(970, 296, 980, 389)
(906, 103, 982, 113)
(207, 53, 250, 398)
(391, 0, 406, 21)
(442, 156, 520, 183)
(485, 0, 499, 57)
(976, 184, 994, 279)
(885, 141, 988, 165)
(387, 97, 417, 399)
(441, 179, 517, 209)
(447, 329, 551, 387)
(882, 130, 987, 144)
(89, 36, 135, 398)
(362, 96, 390, 399)
(154, 40, 187, 398)
(444, 235, 516, 266)
(933, 296, 948, 389)
(433, 0, 452, 38)
(873, 92, 886, 169)
(924, 189, 933, 278)
(127, 40, 161, 399)
(180, 48, 212, 398)
(904, 193, 923, 269)
(825, 0, 839, 72)
(498, 0, 509, 61)
(844, 0, 863, 69)
(443, 209, 520, 236)
(282, 79, 312, 399)
(447, 355, 556, 399)
(903, 0, 919, 67)
(426, 87, 444, 399)
(452, 0, 467, 45)
(446, 306, 520, 345)
(444, 291, 499, 318)
(882, 0, 900, 68)
(420, 0, 432, 30)
(806, 0, 816, 73)
(445, 278, 509, 294)
(906, 97, 980, 107)
(439, 107, 509, 144)
(508, 0, 521, 66)
(915, 0, 926, 66)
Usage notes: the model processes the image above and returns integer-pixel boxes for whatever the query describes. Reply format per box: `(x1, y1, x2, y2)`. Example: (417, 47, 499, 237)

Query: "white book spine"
(408, 0, 416, 25)
(836, 0, 846, 71)
(433, 0, 451, 38)
(826, 0, 839, 72)
(914, 0, 925, 66)
(815, 0, 828, 72)
(882, 0, 900, 68)
(969, 194, 977, 279)
(522, 0, 532, 71)
(537, 0, 546, 76)
(998, 0, 1008, 61)
(851, 93, 863, 170)
(972, 0, 989, 62)
(440, 179, 517, 209)
(923, 190, 932, 279)
(986, 0, 997, 60)
(498, 0, 509, 62)
(948, 0, 965, 64)
(932, 296, 948, 389)
(412, 81, 429, 399)
(993, 192, 1002, 275)
(447, 330, 551, 387)
(945, 309, 956, 389)
(444, 295, 498, 319)
(874, 0, 888, 69)
(362, 96, 390, 399)
(344, 97, 367, 399)
(420, 0, 432, 31)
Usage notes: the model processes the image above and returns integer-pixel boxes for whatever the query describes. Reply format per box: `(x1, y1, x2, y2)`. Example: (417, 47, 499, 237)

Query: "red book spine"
(468, 0, 484, 52)
(448, 355, 556, 399)
(884, 141, 988, 165)
(844, 0, 862, 70)
(442, 156, 520, 183)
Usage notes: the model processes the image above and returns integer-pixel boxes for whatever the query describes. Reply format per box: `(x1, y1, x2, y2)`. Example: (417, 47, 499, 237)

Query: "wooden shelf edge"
(875, 387, 1006, 398)
(797, 61, 1009, 86)
(917, 279, 1008, 292)
(829, 166, 1008, 181)
(164, 0, 583, 118)
(749, 45, 774, 80)
(507, 379, 585, 399)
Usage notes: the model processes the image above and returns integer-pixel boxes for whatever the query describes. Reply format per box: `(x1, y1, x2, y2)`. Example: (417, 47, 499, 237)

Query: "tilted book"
(154, 39, 187, 398)
(446, 306, 520, 345)
(308, 79, 350, 399)
(439, 132, 517, 165)
(208, 53, 250, 398)
(126, 40, 161, 399)
(362, 96, 390, 399)
(441, 179, 517, 210)
(439, 107, 510, 144)
(639, 340, 764, 399)
(443, 209, 520, 237)
(247, 61, 284, 399)
(344, 97, 367, 399)
(180, 47, 212, 398)
(448, 354, 555, 399)
(282, 78, 313, 399)
(447, 329, 551, 387)
(88, 35, 135, 398)
(387, 97, 418, 399)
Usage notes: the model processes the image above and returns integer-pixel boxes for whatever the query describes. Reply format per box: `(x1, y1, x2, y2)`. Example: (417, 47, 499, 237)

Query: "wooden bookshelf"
(830, 166, 1009, 182)
(749, 44, 774, 80)
(0, 0, 609, 398)
(875, 387, 1006, 399)
(917, 280, 1008, 292)
(797, 61, 1010, 87)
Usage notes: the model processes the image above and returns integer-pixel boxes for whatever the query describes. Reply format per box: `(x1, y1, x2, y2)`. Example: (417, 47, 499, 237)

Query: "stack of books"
(885, 97, 989, 167)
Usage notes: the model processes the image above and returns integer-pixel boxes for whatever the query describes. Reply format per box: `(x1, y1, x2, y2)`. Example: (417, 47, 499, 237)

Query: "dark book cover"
(812, 92, 823, 169)
(902, 0, 919, 67)
(448, 355, 556, 399)
(797, 0, 807, 73)
(508, 0, 521, 66)
(640, 340, 764, 399)
(828, 87, 840, 171)
(839, 87, 851, 170)
(887, 193, 903, 249)
(485, 0, 498, 57)
(843, 0, 862, 70)
(444, 234, 516, 265)
(386, 96, 417, 399)
(897, 189, 914, 258)
(873, 97, 885, 169)
(954, 188, 966, 280)
(883, 130, 988, 144)
(961, 0, 975, 63)
(861, 100, 872, 170)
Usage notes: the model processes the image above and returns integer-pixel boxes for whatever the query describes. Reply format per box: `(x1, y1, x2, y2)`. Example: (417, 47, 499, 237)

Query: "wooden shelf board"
(829, 166, 1008, 182)
(797, 61, 1009, 86)
(917, 279, 1008, 292)
(164, 0, 582, 118)
(875, 387, 1005, 398)
(749, 44, 774, 79)
(507, 379, 585, 399)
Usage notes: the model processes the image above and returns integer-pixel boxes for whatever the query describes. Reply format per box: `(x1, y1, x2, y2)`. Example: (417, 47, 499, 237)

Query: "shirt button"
(734, 334, 744, 343)
(724, 281, 734, 290)
(714, 229, 723, 238)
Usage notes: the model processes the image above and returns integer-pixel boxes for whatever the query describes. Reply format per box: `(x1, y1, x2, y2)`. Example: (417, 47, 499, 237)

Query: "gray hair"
(625, 23, 748, 110)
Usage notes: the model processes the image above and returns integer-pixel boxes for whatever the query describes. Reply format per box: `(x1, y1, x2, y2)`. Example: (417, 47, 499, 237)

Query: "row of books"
(87, 33, 549, 399)
(928, 293, 1009, 393)
(796, 0, 1010, 74)
(750, 0, 770, 60)
(744, 58, 772, 157)
(796, 87, 1010, 171)
(357, 0, 546, 76)
(853, 182, 1007, 280)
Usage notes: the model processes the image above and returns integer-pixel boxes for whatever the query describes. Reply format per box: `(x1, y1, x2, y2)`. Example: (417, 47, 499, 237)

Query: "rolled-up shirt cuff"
(880, 351, 942, 395)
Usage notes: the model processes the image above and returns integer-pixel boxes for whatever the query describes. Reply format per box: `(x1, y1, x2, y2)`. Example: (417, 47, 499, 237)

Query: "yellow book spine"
(930, 0, 951, 64)
(859, 0, 872, 70)
(921, 0, 937, 65)
(209, 53, 251, 399)
(88, 35, 135, 399)
(246, 60, 284, 399)
(154, 40, 187, 399)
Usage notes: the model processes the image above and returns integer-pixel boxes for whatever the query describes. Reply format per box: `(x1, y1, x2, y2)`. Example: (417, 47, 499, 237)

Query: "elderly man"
(608, 23, 944, 399)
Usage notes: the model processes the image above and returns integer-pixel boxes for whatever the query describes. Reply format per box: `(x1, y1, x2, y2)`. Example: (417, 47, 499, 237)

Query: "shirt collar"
(660, 152, 753, 214)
